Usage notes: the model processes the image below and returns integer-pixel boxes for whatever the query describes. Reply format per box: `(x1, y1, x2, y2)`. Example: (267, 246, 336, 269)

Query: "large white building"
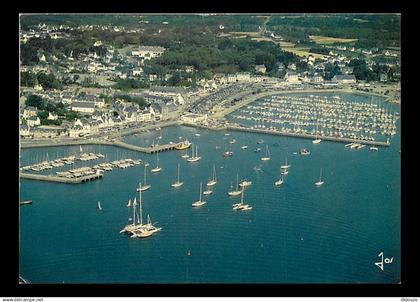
(131, 46, 166, 60)
(181, 113, 208, 123)
(71, 102, 96, 114)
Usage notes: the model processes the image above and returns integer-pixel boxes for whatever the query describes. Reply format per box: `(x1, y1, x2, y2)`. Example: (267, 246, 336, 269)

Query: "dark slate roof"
(71, 101, 95, 108)
(149, 86, 186, 94)
(332, 74, 356, 81)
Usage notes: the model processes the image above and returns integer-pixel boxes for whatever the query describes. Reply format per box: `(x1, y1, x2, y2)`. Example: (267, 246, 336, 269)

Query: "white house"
(23, 106, 38, 118)
(236, 72, 251, 82)
(285, 71, 300, 83)
(26, 116, 41, 127)
(69, 125, 84, 137)
(255, 65, 266, 74)
(20, 124, 31, 137)
(48, 112, 58, 120)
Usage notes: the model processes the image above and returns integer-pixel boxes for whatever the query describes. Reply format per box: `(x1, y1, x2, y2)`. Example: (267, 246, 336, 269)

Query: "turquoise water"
(19, 92, 401, 283)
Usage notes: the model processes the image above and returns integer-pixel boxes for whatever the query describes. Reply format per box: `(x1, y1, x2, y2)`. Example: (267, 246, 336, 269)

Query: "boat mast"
(236, 174, 239, 191)
(199, 182, 202, 202)
(240, 186, 244, 205)
(319, 168, 322, 182)
(133, 196, 137, 226)
(139, 182, 143, 225)
(177, 163, 180, 182)
(144, 165, 147, 185)
(213, 164, 216, 181)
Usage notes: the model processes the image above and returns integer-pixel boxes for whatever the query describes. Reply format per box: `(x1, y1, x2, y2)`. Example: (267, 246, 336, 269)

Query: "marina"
(20, 92, 400, 283)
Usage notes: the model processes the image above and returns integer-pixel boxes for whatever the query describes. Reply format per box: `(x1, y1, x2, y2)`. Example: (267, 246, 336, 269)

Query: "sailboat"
(171, 163, 183, 188)
(192, 182, 206, 207)
(187, 144, 201, 162)
(314, 168, 324, 187)
(181, 148, 190, 158)
(97, 201, 102, 210)
(312, 120, 322, 144)
(127, 198, 132, 207)
(206, 164, 217, 186)
(151, 153, 162, 173)
(232, 187, 252, 211)
(120, 196, 139, 234)
(261, 144, 270, 161)
(275, 170, 285, 186)
(203, 185, 213, 195)
(130, 183, 162, 238)
(228, 174, 242, 196)
(280, 157, 291, 169)
(137, 165, 151, 191)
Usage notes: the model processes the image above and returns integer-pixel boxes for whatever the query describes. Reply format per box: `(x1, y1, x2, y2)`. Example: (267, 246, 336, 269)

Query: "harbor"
(19, 92, 401, 283)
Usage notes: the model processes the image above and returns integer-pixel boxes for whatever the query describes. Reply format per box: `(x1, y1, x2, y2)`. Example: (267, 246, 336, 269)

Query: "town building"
(26, 116, 41, 127)
(255, 65, 267, 74)
(71, 101, 96, 114)
(332, 74, 357, 84)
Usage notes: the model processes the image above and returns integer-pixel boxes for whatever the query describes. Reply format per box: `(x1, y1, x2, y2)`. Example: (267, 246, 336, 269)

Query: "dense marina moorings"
(227, 94, 398, 144)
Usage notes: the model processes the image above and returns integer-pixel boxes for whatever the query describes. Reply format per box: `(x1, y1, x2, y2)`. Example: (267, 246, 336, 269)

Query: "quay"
(227, 125, 391, 147)
(20, 172, 103, 184)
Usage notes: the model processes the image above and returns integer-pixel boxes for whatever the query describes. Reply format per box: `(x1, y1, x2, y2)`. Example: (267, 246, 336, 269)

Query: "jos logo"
(375, 251, 394, 271)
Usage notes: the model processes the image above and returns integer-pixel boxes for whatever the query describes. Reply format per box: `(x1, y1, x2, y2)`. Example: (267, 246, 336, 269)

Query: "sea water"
(19, 92, 401, 283)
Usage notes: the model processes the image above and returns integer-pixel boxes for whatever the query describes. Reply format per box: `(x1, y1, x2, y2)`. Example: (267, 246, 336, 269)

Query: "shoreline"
(20, 88, 397, 151)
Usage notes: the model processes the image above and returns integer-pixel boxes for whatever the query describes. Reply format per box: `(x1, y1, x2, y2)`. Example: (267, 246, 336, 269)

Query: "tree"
(168, 73, 181, 86)
(25, 94, 44, 109)
(37, 73, 62, 90)
(20, 72, 37, 87)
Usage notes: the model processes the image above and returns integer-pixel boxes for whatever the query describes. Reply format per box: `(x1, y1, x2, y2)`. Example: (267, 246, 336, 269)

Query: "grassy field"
(309, 35, 358, 44)
(277, 41, 325, 59)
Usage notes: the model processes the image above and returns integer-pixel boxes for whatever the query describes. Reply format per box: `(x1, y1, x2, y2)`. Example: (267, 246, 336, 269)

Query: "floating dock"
(20, 172, 103, 184)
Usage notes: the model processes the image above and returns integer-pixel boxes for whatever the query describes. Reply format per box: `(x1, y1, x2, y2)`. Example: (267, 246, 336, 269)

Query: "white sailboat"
(130, 183, 162, 238)
(275, 170, 285, 186)
(315, 168, 324, 187)
(187, 144, 201, 162)
(203, 185, 213, 195)
(228, 174, 242, 196)
(192, 182, 206, 207)
(312, 120, 322, 144)
(137, 165, 151, 191)
(280, 157, 291, 169)
(171, 163, 183, 188)
(181, 149, 190, 158)
(261, 144, 271, 161)
(151, 153, 162, 173)
(232, 187, 252, 211)
(206, 164, 217, 186)
(97, 201, 102, 210)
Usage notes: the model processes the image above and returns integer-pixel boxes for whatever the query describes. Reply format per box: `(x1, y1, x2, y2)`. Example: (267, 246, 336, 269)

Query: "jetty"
(20, 172, 103, 184)
(227, 125, 390, 147)
(21, 139, 184, 154)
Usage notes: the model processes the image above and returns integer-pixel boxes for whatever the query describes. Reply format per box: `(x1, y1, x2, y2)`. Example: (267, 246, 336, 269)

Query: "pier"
(20, 172, 103, 184)
(21, 139, 184, 154)
(227, 125, 390, 147)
